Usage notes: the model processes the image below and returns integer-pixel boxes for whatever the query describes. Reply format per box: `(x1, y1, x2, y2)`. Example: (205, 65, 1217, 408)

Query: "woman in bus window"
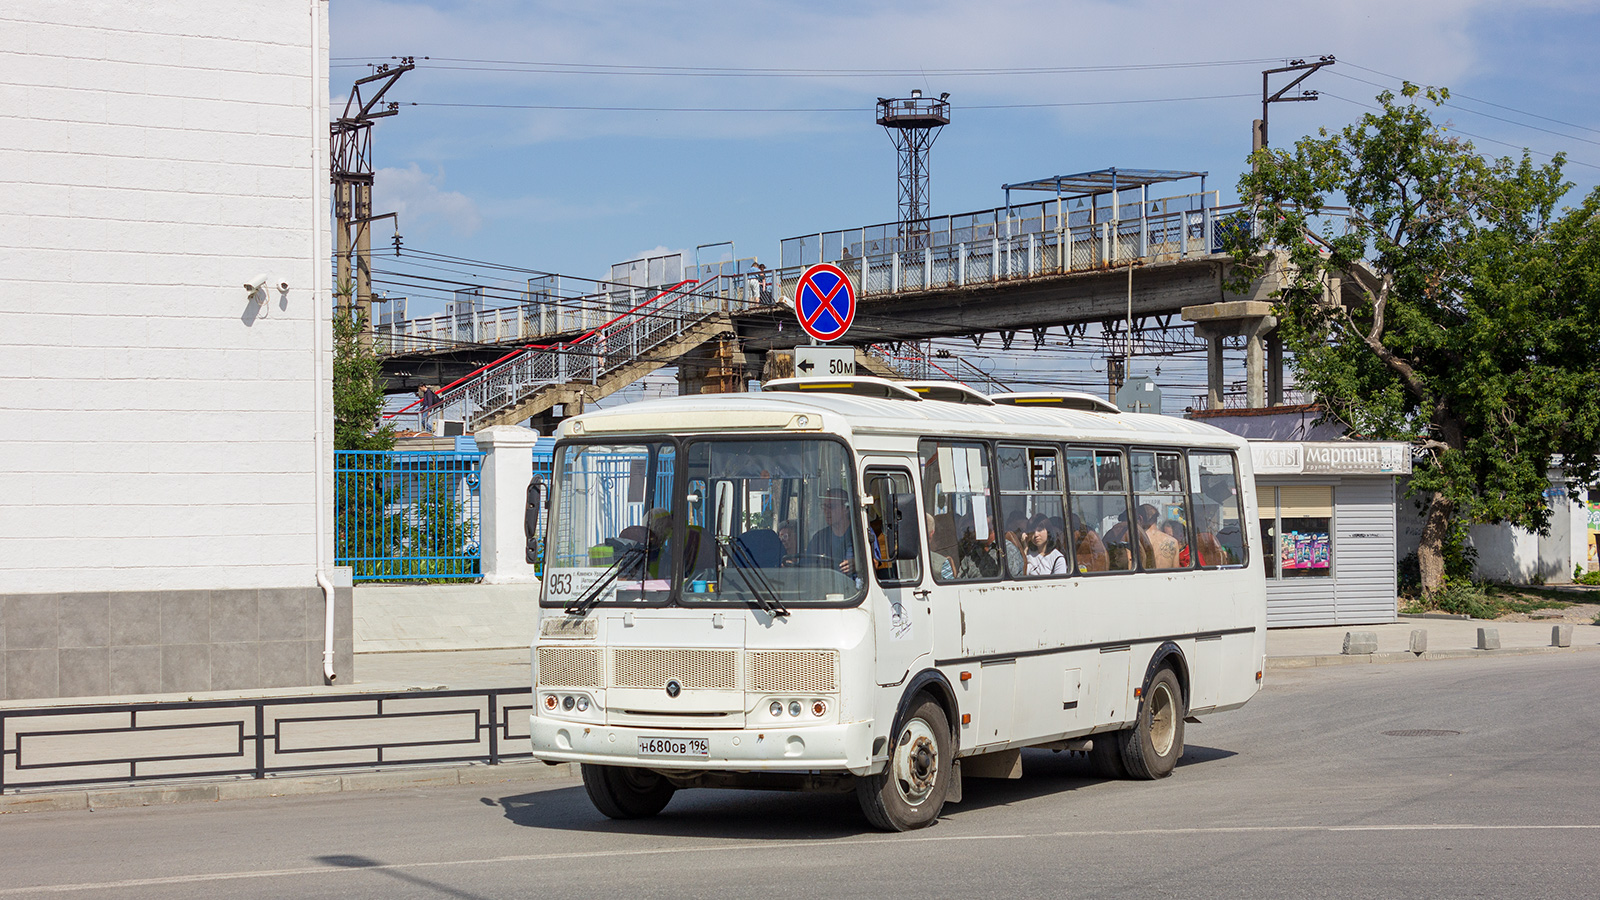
(1025, 514, 1068, 576)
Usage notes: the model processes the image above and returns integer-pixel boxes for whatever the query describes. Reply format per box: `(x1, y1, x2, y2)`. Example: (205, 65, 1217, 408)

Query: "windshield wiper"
(563, 542, 646, 616)
(719, 540, 790, 619)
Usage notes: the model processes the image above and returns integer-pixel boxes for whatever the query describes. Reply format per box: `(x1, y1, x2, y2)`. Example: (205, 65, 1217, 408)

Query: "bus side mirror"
(525, 477, 545, 565)
(889, 492, 921, 560)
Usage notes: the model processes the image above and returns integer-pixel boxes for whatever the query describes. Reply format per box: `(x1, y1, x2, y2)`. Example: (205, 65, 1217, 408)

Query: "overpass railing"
(773, 200, 1350, 301)
(374, 257, 767, 357)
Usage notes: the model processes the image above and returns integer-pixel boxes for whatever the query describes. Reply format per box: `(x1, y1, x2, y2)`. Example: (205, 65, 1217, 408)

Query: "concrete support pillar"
(473, 426, 542, 585)
(1245, 324, 1267, 410)
(1267, 333, 1284, 406)
(1206, 334, 1224, 410)
(1183, 301, 1277, 410)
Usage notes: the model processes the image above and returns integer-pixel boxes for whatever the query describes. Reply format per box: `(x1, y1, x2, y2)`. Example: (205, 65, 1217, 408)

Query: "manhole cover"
(1382, 729, 1462, 737)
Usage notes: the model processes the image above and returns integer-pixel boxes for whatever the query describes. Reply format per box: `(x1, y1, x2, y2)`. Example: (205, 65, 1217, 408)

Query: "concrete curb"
(1267, 643, 1598, 669)
(0, 761, 579, 816)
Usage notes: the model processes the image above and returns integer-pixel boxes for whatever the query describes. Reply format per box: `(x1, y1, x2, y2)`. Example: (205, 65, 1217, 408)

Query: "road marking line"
(7, 823, 1600, 895)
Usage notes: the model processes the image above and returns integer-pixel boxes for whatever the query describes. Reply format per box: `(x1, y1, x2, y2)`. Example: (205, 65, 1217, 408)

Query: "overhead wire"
(1340, 61, 1600, 137)
(331, 55, 1305, 77)
(1325, 70, 1600, 150)
(1316, 91, 1600, 172)
(399, 93, 1256, 114)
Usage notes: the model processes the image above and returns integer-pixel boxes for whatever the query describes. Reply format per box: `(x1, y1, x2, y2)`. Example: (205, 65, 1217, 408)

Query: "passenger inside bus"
(1103, 512, 1136, 570)
(1025, 513, 1068, 575)
(776, 519, 799, 561)
(926, 514, 954, 581)
(1071, 513, 1109, 572)
(1001, 510, 1029, 576)
(1166, 519, 1192, 568)
(1139, 504, 1182, 569)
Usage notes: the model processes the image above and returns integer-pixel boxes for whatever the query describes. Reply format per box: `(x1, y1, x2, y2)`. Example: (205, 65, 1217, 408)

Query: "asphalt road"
(3, 653, 1598, 899)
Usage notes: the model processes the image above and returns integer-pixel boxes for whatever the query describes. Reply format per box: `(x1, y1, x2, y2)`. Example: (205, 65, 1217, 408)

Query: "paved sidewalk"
(1265, 615, 1600, 667)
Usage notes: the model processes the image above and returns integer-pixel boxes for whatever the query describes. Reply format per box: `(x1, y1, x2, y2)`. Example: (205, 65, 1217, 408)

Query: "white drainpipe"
(309, 0, 336, 683)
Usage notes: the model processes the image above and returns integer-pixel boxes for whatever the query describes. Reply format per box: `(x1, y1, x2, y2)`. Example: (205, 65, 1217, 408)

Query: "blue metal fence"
(335, 450, 484, 582)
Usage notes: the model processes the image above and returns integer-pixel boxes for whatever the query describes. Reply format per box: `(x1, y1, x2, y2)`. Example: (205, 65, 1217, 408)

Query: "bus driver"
(808, 487, 856, 575)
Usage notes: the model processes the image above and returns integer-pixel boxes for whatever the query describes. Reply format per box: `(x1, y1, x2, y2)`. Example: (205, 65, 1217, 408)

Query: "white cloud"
(372, 163, 483, 238)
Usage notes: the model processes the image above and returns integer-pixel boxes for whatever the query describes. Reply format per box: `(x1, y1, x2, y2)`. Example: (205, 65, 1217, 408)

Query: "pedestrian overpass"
(376, 168, 1348, 430)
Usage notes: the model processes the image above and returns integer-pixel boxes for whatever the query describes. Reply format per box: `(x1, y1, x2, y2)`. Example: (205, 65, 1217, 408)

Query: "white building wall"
(1467, 486, 1588, 585)
(0, 1, 333, 593)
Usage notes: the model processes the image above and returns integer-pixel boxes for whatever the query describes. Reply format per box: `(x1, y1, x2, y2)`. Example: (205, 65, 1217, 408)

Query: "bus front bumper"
(529, 715, 876, 775)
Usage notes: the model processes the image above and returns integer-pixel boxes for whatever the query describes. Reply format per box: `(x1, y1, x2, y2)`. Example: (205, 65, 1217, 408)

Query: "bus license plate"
(638, 736, 709, 757)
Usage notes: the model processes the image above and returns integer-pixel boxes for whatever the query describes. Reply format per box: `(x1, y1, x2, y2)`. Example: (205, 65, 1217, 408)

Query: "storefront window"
(1260, 485, 1333, 579)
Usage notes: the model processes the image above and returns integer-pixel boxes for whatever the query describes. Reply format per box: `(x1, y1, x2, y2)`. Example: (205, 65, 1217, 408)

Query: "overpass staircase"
(423, 281, 737, 430)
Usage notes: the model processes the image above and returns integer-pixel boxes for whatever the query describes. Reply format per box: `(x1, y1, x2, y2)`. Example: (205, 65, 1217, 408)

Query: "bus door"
(863, 464, 930, 686)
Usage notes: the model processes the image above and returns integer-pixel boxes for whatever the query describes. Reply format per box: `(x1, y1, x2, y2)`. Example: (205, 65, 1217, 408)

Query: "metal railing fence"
(335, 450, 483, 582)
(0, 688, 533, 794)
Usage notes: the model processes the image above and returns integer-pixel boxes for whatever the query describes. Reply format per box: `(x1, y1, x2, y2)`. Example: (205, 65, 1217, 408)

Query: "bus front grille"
(612, 648, 738, 690)
(748, 650, 837, 693)
(537, 647, 601, 687)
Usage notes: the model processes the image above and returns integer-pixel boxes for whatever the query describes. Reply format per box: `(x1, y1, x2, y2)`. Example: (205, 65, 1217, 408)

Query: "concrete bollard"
(1477, 627, 1501, 651)
(1552, 624, 1573, 648)
(1409, 629, 1428, 654)
(1342, 631, 1379, 655)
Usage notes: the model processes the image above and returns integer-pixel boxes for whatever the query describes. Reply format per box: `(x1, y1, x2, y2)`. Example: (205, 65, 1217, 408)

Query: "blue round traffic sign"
(795, 263, 856, 343)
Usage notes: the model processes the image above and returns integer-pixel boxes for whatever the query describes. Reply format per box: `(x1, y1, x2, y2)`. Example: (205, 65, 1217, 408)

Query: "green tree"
(333, 297, 396, 452)
(1230, 84, 1600, 596)
(333, 293, 399, 577)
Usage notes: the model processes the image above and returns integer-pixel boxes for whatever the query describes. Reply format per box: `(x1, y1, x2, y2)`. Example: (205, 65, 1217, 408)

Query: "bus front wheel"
(581, 764, 676, 819)
(856, 694, 952, 831)
(1118, 665, 1185, 779)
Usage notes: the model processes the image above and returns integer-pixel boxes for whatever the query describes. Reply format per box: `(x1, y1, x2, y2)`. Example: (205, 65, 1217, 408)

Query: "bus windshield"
(542, 437, 865, 608)
(682, 438, 864, 607)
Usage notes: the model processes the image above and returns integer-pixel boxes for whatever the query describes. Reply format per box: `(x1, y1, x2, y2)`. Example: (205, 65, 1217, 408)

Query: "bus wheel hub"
(894, 720, 939, 805)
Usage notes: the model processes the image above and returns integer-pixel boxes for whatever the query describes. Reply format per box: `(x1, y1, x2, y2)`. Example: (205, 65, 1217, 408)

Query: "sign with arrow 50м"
(794, 346, 855, 377)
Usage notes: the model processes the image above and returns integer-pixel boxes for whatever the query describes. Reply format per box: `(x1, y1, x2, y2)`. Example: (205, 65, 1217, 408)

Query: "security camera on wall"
(244, 275, 267, 293)
(277, 280, 290, 293)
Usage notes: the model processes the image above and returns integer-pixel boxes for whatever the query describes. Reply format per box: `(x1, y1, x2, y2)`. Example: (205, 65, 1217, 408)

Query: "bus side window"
(919, 440, 1001, 583)
(1188, 451, 1248, 567)
(867, 470, 921, 586)
(1065, 447, 1131, 573)
(1131, 450, 1193, 571)
(997, 444, 1069, 579)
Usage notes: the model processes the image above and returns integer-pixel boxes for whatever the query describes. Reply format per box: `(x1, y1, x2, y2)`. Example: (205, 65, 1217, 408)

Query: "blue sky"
(335, 1, 1600, 403)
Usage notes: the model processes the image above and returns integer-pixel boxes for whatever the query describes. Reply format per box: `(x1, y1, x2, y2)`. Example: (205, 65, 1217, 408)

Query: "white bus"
(529, 378, 1265, 831)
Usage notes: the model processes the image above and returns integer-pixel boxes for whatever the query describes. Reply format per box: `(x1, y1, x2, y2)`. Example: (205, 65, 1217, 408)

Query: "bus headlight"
(770, 700, 784, 717)
(575, 695, 590, 712)
(788, 701, 802, 717)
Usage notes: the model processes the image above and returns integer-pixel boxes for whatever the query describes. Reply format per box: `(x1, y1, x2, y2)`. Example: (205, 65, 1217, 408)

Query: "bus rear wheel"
(856, 695, 952, 831)
(581, 764, 676, 819)
(1118, 665, 1185, 780)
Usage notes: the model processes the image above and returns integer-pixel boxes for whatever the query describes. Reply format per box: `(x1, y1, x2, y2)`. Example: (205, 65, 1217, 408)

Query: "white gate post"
(474, 426, 542, 584)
